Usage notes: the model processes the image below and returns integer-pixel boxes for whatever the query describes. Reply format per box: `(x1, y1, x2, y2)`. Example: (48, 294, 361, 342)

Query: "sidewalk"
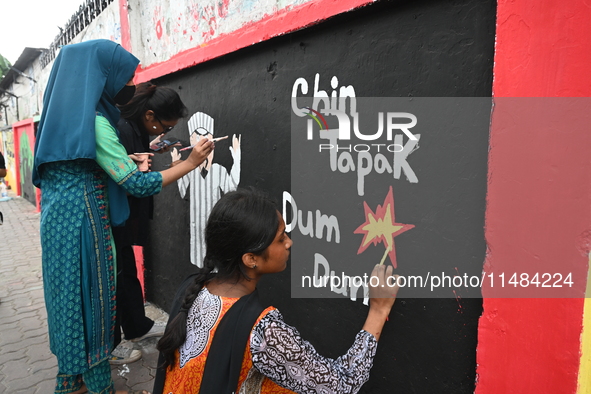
(0, 195, 167, 393)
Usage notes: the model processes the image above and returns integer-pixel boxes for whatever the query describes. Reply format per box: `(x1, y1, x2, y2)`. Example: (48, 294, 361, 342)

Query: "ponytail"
(157, 257, 216, 370)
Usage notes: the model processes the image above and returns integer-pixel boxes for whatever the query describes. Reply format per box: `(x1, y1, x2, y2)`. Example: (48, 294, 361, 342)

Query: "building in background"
(0, 48, 44, 207)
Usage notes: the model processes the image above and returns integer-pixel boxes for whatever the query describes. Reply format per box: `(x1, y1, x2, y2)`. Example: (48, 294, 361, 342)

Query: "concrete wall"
(128, 0, 311, 67)
(143, 1, 496, 392)
(1, 61, 43, 126)
(476, 0, 591, 393)
(71, 4, 123, 45)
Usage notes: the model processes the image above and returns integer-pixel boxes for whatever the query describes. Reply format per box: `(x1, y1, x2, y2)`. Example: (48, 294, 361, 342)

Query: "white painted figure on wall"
(171, 112, 241, 267)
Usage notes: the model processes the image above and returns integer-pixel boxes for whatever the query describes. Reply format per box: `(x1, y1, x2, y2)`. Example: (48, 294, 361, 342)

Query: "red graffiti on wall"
(189, 4, 200, 33)
(218, 0, 230, 18)
(155, 20, 163, 39)
(201, 5, 217, 40)
(153, 6, 163, 40)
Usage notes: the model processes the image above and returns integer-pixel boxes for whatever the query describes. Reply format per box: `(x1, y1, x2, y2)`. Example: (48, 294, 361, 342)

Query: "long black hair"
(118, 82, 188, 125)
(157, 188, 279, 369)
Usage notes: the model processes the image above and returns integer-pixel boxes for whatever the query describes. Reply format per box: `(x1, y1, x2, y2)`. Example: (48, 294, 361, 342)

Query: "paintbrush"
(178, 135, 229, 152)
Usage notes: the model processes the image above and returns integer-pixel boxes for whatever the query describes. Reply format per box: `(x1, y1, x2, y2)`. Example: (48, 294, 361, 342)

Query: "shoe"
(109, 340, 142, 365)
(131, 322, 166, 342)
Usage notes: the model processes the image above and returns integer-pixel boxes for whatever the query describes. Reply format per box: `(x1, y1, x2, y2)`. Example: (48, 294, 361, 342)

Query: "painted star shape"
(354, 186, 414, 268)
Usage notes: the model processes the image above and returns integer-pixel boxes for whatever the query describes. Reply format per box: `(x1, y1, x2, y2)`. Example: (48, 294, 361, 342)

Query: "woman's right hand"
(362, 264, 399, 341)
(160, 139, 213, 187)
(186, 138, 214, 168)
(369, 264, 399, 313)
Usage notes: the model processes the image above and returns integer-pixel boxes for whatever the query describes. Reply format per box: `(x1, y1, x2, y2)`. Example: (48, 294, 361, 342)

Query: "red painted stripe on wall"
(135, 0, 376, 83)
(477, 98, 591, 393)
(133, 245, 145, 301)
(492, 0, 591, 97)
(119, 0, 132, 52)
(476, 0, 591, 392)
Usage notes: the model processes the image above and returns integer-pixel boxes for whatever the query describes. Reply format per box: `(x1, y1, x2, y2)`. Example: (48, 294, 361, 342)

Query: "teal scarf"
(33, 39, 140, 225)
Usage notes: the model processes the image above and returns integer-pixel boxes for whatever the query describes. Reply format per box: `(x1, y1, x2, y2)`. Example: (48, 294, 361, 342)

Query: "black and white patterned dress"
(250, 309, 378, 394)
(171, 288, 379, 394)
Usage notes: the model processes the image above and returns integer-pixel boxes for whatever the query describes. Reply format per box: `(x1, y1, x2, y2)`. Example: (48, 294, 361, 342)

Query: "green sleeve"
(95, 115, 163, 197)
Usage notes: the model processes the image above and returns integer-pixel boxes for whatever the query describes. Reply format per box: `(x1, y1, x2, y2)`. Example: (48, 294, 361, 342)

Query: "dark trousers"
(114, 243, 153, 344)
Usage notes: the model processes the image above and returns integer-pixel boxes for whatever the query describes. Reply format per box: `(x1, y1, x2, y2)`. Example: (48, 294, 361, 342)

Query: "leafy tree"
(0, 53, 11, 79)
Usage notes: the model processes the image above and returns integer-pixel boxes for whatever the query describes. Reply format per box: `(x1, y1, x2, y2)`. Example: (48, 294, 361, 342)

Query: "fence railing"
(39, 0, 115, 69)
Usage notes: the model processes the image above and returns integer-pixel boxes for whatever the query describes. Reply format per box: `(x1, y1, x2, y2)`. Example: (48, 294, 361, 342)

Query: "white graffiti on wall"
(73, 5, 122, 45)
(130, 0, 311, 67)
(287, 74, 420, 303)
(171, 112, 241, 267)
(291, 73, 420, 196)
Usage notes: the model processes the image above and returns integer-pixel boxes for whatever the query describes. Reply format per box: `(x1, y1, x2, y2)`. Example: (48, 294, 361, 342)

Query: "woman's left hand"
(150, 134, 169, 154)
(129, 153, 154, 171)
(160, 143, 182, 153)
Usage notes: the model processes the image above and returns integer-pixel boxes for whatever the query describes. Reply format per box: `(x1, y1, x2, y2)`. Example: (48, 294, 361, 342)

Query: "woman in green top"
(33, 40, 213, 394)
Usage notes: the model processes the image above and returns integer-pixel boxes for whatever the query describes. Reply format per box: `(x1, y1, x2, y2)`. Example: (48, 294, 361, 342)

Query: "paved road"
(0, 196, 166, 393)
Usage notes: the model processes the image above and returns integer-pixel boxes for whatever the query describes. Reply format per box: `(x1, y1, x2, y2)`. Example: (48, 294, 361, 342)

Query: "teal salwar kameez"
(40, 115, 162, 393)
(33, 40, 169, 394)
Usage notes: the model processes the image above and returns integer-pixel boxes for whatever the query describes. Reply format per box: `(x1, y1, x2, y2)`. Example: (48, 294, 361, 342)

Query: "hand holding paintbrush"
(179, 135, 229, 152)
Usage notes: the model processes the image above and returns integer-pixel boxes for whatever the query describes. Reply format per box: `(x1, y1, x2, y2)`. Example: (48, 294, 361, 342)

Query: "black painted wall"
(145, 0, 496, 392)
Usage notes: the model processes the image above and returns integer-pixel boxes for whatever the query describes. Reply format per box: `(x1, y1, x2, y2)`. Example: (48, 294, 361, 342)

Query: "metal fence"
(39, 0, 115, 69)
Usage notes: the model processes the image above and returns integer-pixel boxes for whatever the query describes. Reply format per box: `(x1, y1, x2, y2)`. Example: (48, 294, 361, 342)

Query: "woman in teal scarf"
(34, 39, 213, 394)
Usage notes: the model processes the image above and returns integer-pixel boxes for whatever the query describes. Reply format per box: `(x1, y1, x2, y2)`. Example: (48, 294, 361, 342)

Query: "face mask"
(114, 85, 136, 105)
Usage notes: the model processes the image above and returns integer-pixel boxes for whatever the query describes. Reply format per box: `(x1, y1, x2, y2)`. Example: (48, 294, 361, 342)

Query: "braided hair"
(118, 81, 188, 125)
(157, 188, 279, 369)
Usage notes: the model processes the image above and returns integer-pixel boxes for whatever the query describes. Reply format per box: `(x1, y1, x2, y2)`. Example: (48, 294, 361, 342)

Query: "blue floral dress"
(40, 114, 162, 376)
